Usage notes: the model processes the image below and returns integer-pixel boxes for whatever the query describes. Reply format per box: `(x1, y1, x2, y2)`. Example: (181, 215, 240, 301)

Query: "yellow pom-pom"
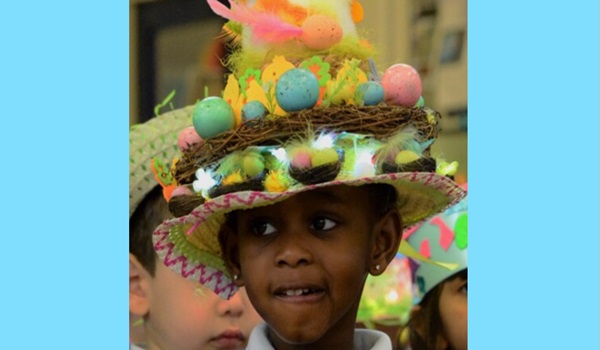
(222, 171, 244, 186)
(264, 170, 290, 192)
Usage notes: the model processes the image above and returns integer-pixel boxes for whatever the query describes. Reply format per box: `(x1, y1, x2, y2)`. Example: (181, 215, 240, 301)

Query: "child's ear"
(369, 211, 402, 275)
(129, 253, 151, 316)
(218, 225, 244, 287)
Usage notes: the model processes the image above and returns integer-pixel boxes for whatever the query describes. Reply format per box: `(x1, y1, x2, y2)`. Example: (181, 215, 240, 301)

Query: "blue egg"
(192, 97, 235, 139)
(356, 81, 384, 106)
(242, 100, 268, 121)
(275, 68, 320, 112)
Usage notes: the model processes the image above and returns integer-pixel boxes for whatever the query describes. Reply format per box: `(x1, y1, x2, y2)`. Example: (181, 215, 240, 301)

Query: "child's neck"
(267, 320, 357, 350)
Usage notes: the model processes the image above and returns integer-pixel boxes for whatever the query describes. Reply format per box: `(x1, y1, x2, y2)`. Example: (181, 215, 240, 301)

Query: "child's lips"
(211, 330, 244, 349)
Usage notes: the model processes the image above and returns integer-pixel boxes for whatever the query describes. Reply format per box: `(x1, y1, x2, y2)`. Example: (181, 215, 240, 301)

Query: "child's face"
(227, 185, 400, 348)
(438, 275, 468, 350)
(143, 261, 263, 350)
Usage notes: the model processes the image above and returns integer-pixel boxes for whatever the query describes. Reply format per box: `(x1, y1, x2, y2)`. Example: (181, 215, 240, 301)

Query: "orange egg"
(301, 15, 343, 51)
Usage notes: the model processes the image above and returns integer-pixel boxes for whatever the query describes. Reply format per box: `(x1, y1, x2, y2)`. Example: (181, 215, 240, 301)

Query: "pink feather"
(206, 0, 303, 43)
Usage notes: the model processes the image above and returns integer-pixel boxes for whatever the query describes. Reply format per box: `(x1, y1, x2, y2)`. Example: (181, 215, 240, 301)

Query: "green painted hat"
(405, 192, 468, 298)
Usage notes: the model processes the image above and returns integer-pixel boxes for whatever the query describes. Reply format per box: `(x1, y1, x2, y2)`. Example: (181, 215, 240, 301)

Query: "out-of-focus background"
(129, 0, 467, 182)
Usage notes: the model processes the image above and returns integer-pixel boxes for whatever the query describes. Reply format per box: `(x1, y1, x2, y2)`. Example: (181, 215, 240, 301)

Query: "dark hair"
(407, 269, 468, 350)
(129, 186, 172, 276)
(363, 183, 398, 220)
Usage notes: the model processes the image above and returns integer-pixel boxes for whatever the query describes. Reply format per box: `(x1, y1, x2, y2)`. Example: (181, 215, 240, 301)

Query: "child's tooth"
(294, 289, 302, 296)
(285, 290, 294, 296)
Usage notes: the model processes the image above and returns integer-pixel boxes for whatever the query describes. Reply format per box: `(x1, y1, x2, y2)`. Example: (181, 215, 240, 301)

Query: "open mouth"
(276, 288, 323, 297)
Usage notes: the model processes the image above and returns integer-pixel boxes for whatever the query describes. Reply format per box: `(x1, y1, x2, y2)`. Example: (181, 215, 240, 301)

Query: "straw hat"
(129, 106, 193, 217)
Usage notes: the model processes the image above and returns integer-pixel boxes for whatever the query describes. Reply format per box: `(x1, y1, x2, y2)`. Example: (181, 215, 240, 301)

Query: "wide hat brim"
(153, 171, 466, 299)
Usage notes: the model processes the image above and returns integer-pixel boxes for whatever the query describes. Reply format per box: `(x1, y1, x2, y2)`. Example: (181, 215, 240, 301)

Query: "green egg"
(242, 155, 265, 177)
(192, 97, 235, 139)
(395, 150, 420, 165)
(311, 148, 339, 167)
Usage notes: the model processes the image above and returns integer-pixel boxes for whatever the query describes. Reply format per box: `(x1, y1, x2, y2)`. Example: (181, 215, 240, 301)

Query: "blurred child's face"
(144, 262, 262, 350)
(229, 186, 400, 348)
(438, 275, 468, 350)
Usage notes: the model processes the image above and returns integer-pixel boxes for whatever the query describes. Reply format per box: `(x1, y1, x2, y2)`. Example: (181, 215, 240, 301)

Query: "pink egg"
(381, 64, 422, 107)
(177, 126, 204, 152)
(301, 15, 343, 51)
(291, 151, 312, 169)
(171, 185, 193, 197)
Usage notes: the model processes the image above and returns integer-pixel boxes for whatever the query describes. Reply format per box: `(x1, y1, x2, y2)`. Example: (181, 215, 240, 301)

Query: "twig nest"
(301, 15, 343, 51)
(381, 64, 422, 107)
(289, 148, 344, 185)
(192, 97, 236, 139)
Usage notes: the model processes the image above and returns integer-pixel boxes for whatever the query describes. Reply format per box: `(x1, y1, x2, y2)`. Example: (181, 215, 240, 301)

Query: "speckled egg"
(192, 97, 235, 139)
(381, 64, 422, 107)
(177, 126, 204, 152)
(242, 100, 268, 121)
(356, 81, 384, 106)
(301, 15, 343, 51)
(275, 68, 320, 112)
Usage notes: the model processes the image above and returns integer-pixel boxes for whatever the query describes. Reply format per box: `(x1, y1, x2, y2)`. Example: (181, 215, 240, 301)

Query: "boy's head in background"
(129, 109, 262, 350)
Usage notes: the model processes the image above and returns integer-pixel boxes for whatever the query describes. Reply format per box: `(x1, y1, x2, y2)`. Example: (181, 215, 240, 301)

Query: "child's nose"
(216, 292, 245, 317)
(274, 234, 314, 267)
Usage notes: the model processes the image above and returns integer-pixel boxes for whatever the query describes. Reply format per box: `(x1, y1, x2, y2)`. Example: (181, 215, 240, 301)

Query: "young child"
(404, 192, 468, 350)
(129, 109, 262, 350)
(149, 1, 467, 349)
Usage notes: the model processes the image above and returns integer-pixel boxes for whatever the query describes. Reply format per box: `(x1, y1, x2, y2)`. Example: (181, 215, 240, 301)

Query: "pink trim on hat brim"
(153, 172, 466, 298)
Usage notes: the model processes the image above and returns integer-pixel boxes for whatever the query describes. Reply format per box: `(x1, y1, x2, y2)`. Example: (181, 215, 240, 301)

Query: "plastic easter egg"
(381, 64, 422, 107)
(301, 15, 343, 51)
(171, 185, 193, 197)
(242, 100, 268, 121)
(356, 81, 384, 106)
(290, 149, 312, 169)
(242, 156, 265, 177)
(177, 126, 204, 152)
(311, 148, 339, 167)
(395, 150, 420, 165)
(192, 97, 235, 139)
(275, 68, 320, 112)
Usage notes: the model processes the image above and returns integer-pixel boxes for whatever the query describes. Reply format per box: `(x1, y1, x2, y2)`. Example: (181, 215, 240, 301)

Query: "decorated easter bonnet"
(404, 190, 468, 299)
(129, 106, 195, 216)
(151, 0, 466, 299)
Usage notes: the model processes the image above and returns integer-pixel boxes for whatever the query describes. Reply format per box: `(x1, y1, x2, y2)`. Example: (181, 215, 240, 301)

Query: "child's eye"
(460, 283, 468, 295)
(309, 217, 337, 231)
(252, 221, 277, 236)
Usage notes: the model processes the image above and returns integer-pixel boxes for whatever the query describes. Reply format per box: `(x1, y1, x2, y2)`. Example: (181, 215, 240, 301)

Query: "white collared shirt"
(246, 323, 393, 350)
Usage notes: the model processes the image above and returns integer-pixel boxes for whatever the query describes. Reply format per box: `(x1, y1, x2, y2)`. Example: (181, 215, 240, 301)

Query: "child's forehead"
(244, 186, 367, 211)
